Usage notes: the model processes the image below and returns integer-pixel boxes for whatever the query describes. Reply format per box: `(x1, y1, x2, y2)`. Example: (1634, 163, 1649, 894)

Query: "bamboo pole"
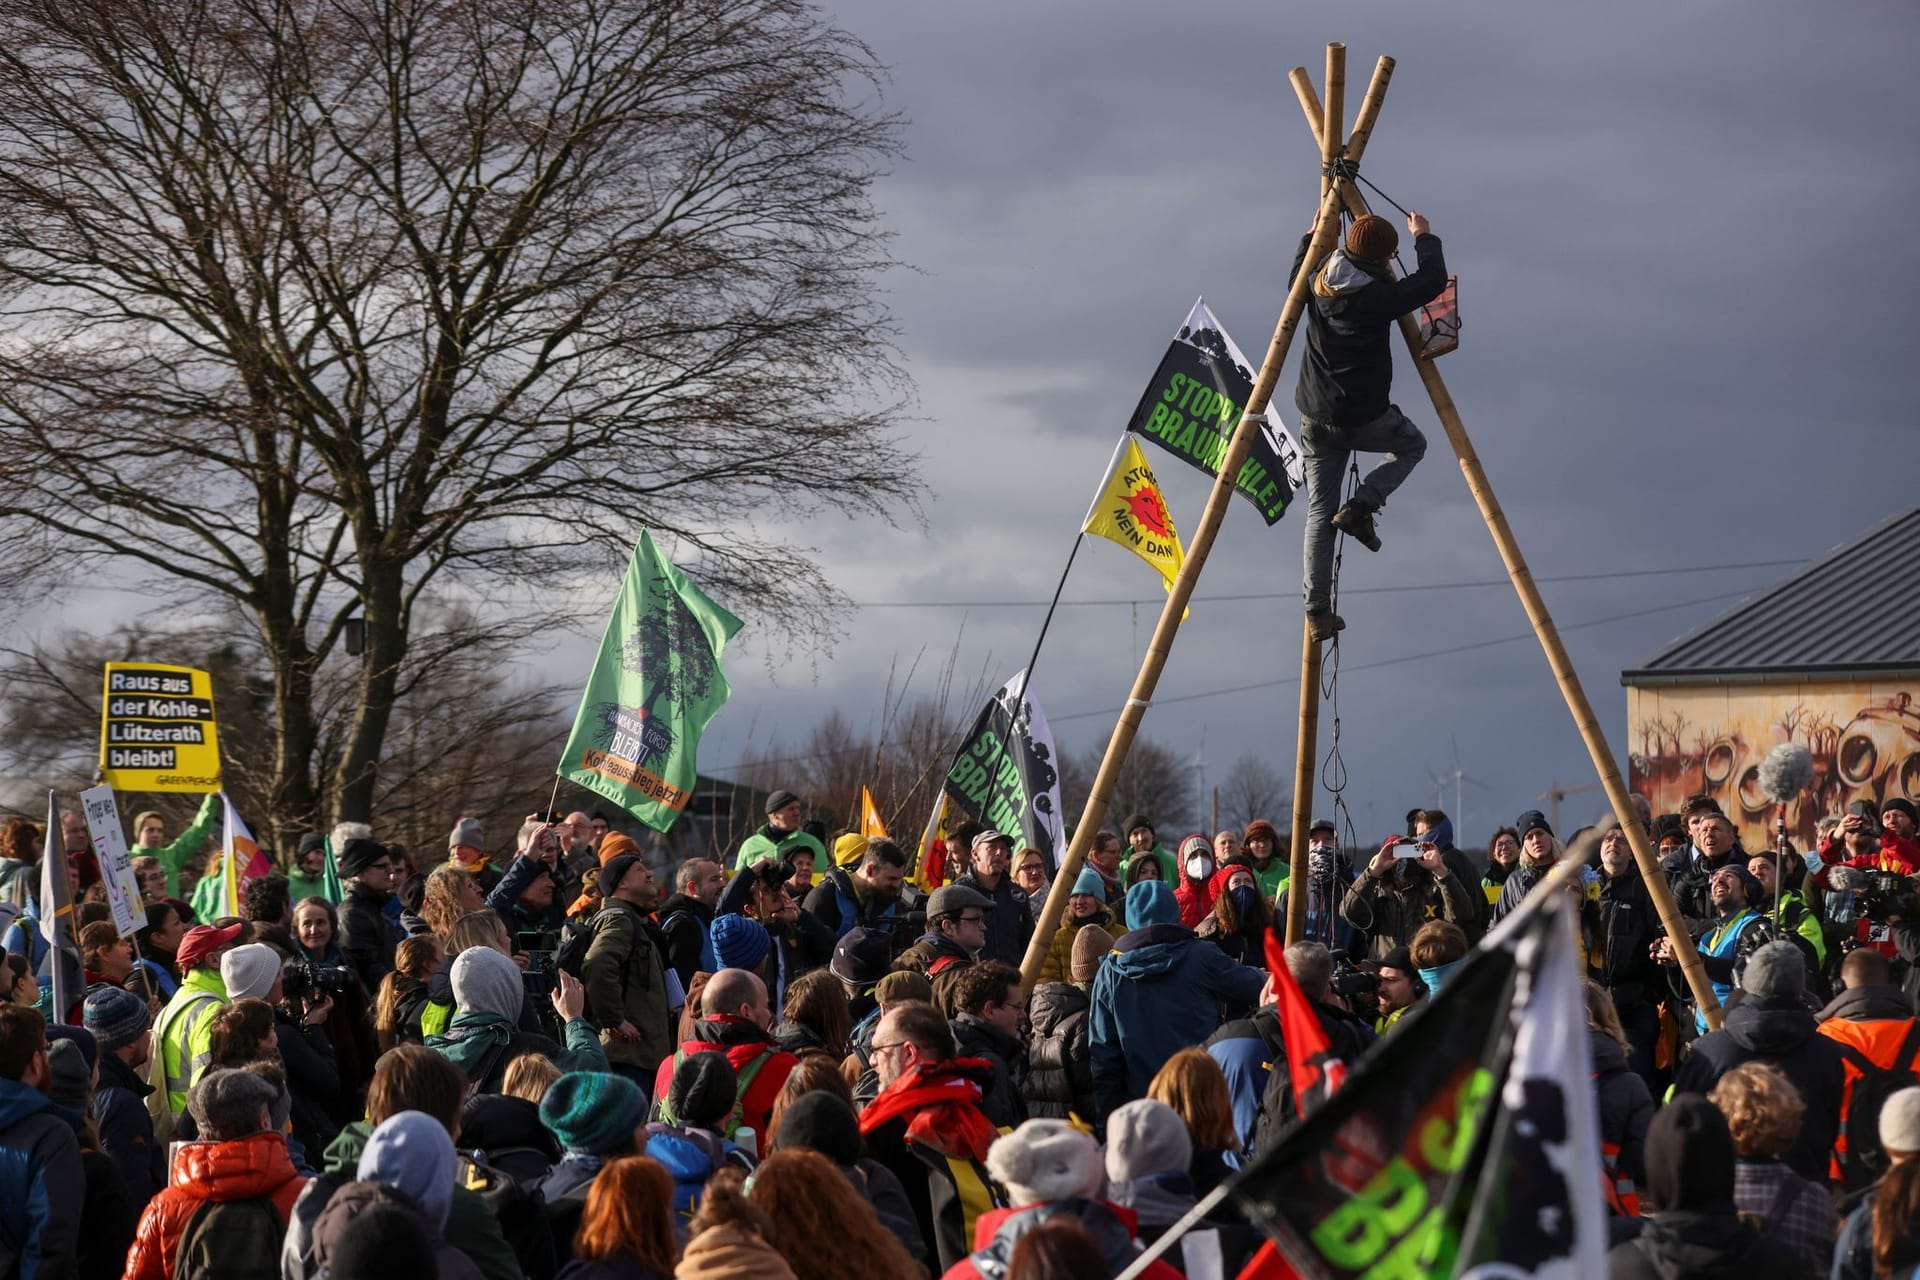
(1287, 91, 1725, 1030)
(1016, 178, 1354, 990)
(1318, 44, 1344, 202)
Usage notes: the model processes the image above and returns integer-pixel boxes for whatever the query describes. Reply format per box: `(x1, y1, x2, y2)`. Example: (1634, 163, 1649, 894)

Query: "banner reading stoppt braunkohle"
(941, 672, 1066, 872)
(1124, 296, 1305, 526)
(559, 532, 743, 831)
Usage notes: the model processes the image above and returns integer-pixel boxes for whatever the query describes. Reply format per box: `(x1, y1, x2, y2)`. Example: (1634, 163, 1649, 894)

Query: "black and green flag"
(1123, 297, 1303, 526)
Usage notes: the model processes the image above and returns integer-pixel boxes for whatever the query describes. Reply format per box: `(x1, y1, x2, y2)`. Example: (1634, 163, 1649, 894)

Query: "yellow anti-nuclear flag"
(1082, 437, 1188, 614)
(859, 786, 888, 839)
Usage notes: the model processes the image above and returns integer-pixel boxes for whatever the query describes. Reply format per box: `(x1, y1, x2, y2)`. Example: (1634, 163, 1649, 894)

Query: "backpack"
(459, 1151, 557, 1280)
(171, 1196, 283, 1280)
(1836, 1021, 1920, 1190)
(654, 1045, 773, 1141)
(552, 916, 596, 980)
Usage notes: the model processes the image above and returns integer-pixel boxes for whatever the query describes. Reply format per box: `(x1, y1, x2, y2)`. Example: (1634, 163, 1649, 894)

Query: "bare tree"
(1220, 751, 1287, 830)
(1060, 734, 1197, 838)
(0, 0, 918, 849)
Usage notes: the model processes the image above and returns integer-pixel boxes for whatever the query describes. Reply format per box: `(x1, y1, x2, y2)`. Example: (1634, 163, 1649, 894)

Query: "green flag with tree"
(559, 533, 743, 830)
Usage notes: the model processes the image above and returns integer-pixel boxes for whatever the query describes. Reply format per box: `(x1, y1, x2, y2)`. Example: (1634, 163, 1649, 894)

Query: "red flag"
(1262, 926, 1344, 1112)
(1235, 1242, 1301, 1280)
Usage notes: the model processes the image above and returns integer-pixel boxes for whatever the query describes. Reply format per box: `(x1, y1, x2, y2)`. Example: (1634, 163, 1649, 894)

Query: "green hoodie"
(322, 1122, 523, 1280)
(147, 794, 222, 900)
(425, 1010, 608, 1089)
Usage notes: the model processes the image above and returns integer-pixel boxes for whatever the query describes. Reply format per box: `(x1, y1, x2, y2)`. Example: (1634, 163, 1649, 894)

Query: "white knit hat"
(219, 943, 282, 1001)
(1881, 1087, 1920, 1155)
(986, 1119, 1103, 1207)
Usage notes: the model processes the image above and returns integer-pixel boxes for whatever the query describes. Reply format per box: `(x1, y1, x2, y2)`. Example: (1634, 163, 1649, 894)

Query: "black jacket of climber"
(1288, 231, 1447, 428)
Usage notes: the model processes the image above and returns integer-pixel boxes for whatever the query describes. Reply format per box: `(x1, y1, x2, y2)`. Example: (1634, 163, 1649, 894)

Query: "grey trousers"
(1300, 405, 1427, 613)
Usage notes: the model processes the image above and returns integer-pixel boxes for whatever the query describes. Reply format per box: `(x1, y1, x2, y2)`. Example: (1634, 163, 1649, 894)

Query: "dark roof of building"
(1622, 508, 1920, 685)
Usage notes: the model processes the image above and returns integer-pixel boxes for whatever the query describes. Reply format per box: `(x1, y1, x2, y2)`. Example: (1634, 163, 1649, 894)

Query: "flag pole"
(1286, 71, 1724, 1030)
(1016, 176, 1356, 989)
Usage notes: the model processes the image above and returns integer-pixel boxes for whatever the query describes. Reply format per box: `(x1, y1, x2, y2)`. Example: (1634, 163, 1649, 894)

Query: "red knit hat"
(1345, 214, 1398, 263)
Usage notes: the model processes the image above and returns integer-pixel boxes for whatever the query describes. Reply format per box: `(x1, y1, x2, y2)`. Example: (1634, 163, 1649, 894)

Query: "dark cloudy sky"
(676, 0, 1920, 847)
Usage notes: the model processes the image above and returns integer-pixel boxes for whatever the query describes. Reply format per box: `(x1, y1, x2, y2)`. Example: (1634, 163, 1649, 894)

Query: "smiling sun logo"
(1126, 484, 1173, 540)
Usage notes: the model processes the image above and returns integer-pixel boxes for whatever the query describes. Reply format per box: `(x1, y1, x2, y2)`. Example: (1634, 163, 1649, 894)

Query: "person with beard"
(1747, 852, 1827, 980)
(1661, 797, 1742, 926)
(1671, 941, 1843, 1184)
(1240, 820, 1289, 901)
(1492, 810, 1563, 925)
(336, 838, 403, 988)
(802, 839, 906, 942)
(1274, 820, 1361, 955)
(1657, 863, 1784, 1035)
(1604, 1094, 1796, 1280)
(653, 857, 725, 990)
(1171, 835, 1218, 929)
(1481, 825, 1521, 909)
(1196, 861, 1272, 972)
(1339, 832, 1474, 958)
(1034, 867, 1115, 985)
(1587, 821, 1664, 1083)
(947, 961, 1029, 1130)
(953, 831, 1035, 968)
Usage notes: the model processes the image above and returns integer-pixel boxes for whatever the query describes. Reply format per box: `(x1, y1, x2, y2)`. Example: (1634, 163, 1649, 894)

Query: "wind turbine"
(1428, 735, 1490, 841)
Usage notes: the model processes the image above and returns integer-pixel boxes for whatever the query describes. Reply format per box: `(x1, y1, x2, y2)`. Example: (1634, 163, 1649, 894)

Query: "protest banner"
(36, 792, 78, 1018)
(1123, 297, 1304, 526)
(98, 662, 222, 792)
(80, 784, 142, 936)
(1083, 436, 1189, 617)
(941, 672, 1065, 870)
(559, 532, 743, 830)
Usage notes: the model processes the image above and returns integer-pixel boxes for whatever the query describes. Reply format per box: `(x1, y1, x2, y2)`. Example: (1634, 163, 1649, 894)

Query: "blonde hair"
(422, 865, 481, 939)
(444, 909, 507, 957)
(503, 1053, 563, 1103)
(1584, 981, 1629, 1051)
(1709, 1061, 1804, 1160)
(1147, 1047, 1241, 1153)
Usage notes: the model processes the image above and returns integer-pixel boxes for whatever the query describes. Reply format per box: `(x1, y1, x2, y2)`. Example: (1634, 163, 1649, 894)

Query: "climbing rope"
(1319, 460, 1363, 860)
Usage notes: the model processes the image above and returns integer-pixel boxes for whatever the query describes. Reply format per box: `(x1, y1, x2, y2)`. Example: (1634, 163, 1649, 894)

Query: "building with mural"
(1623, 508, 1920, 849)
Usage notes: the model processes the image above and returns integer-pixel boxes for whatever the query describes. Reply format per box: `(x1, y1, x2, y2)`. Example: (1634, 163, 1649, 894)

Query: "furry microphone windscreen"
(1758, 743, 1816, 805)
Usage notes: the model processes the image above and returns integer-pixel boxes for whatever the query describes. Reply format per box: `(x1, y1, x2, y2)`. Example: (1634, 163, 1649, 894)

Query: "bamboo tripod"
(1015, 43, 1722, 1032)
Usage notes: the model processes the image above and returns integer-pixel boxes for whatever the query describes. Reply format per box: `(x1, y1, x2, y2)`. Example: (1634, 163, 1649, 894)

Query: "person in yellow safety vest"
(1747, 852, 1827, 971)
(146, 921, 243, 1131)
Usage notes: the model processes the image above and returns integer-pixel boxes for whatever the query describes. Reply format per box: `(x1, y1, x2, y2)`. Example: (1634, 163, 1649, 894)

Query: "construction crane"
(1538, 780, 1602, 834)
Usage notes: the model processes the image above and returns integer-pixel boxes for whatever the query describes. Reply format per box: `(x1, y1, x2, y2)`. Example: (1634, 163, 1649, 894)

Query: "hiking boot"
(1330, 501, 1382, 552)
(1308, 610, 1346, 643)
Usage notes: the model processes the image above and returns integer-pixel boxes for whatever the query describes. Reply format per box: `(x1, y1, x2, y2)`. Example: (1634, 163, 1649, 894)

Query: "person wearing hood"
(283, 1045, 523, 1280)
(125, 1068, 306, 1280)
(427, 944, 607, 1094)
(1340, 832, 1475, 959)
(941, 1119, 1183, 1280)
(1288, 209, 1445, 643)
(1088, 880, 1268, 1120)
(1656, 862, 1784, 1035)
(1604, 1094, 1796, 1280)
(1818, 947, 1920, 1188)
(1236, 820, 1286, 901)
(643, 1052, 755, 1222)
(801, 838, 906, 943)
(1025, 925, 1108, 1126)
(1195, 860, 1272, 975)
(337, 837, 404, 988)
(1411, 811, 1485, 940)
(1034, 867, 1114, 986)
(1170, 835, 1218, 929)
(310, 1111, 482, 1280)
(1587, 820, 1665, 1083)
(1120, 816, 1175, 887)
(1275, 820, 1360, 955)
(1587, 983, 1653, 1203)
(651, 967, 797, 1141)
(735, 789, 827, 872)
(0, 1005, 84, 1280)
(1671, 941, 1843, 1183)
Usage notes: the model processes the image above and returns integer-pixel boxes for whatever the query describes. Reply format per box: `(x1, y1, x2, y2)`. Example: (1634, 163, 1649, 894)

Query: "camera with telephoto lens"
(1330, 949, 1379, 999)
(1855, 870, 1916, 924)
(280, 960, 355, 1004)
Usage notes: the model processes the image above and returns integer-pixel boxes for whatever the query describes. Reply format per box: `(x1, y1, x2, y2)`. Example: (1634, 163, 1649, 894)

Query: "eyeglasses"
(955, 913, 986, 926)
(871, 1040, 910, 1057)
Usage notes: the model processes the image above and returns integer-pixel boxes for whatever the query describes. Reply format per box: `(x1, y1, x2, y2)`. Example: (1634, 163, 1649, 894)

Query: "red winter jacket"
(649, 1016, 798, 1140)
(124, 1131, 305, 1280)
(939, 1201, 1184, 1280)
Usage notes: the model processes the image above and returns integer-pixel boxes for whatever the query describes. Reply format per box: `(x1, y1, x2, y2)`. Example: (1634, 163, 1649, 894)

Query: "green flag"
(559, 532, 743, 830)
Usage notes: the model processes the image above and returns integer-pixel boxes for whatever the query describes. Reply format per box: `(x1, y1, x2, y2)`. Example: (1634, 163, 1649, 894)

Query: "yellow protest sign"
(99, 663, 222, 792)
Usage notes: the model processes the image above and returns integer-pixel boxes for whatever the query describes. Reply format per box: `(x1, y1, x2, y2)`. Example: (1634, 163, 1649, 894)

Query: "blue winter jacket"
(0, 1075, 85, 1280)
(1087, 924, 1267, 1120)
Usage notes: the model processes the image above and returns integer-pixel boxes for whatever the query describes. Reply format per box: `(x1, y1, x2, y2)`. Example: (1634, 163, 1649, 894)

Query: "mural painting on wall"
(1628, 686, 1920, 849)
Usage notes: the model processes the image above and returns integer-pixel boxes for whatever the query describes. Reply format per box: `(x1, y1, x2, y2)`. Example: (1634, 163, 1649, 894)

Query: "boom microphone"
(1758, 742, 1816, 805)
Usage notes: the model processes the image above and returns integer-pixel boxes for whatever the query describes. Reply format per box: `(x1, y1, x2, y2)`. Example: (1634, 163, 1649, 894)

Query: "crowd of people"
(4, 785, 1920, 1279)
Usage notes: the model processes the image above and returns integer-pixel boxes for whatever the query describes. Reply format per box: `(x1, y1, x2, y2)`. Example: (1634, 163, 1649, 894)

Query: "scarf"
(858, 1059, 999, 1162)
(1419, 960, 1464, 994)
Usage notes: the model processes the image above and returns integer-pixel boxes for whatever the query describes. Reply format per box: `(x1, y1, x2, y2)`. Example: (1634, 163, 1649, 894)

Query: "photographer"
(240, 938, 352, 1153)
(489, 820, 570, 937)
(288, 896, 380, 1095)
(1338, 834, 1474, 958)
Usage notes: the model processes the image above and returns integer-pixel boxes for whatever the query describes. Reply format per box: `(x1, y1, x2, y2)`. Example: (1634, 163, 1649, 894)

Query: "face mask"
(1228, 886, 1260, 918)
(1185, 855, 1213, 881)
(1309, 847, 1336, 880)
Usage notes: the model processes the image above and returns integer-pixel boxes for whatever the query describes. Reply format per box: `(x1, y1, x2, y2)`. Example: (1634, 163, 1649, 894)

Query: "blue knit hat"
(711, 913, 770, 972)
(1125, 880, 1179, 930)
(82, 986, 150, 1052)
(540, 1071, 648, 1154)
(1072, 867, 1105, 898)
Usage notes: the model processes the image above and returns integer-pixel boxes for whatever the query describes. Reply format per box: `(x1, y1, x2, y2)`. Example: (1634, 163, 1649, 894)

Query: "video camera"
(1855, 870, 1916, 925)
(1330, 949, 1379, 1002)
(280, 959, 355, 1019)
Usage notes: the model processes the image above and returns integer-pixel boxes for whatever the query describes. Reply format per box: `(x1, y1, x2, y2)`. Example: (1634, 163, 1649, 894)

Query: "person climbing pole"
(1291, 208, 1448, 642)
